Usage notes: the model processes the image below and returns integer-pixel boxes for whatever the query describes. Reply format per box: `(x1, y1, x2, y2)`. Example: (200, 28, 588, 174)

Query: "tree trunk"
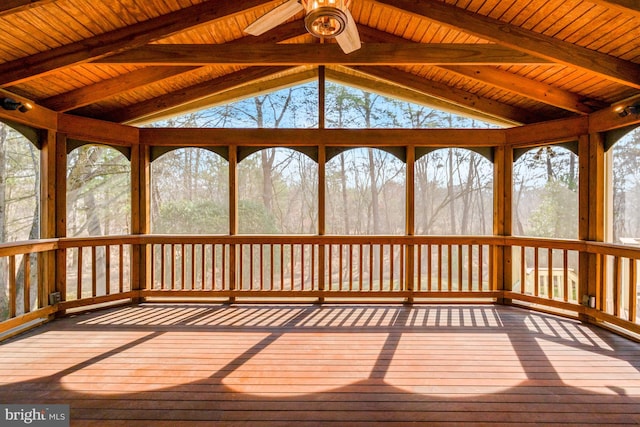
(368, 148, 380, 234)
(339, 153, 350, 233)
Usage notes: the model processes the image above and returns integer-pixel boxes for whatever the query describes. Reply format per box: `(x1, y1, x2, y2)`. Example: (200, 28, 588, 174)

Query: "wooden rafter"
(357, 26, 602, 115)
(440, 66, 604, 115)
(374, 0, 640, 89)
(40, 21, 309, 112)
(0, 0, 55, 17)
(0, 0, 273, 87)
(589, 0, 640, 18)
(95, 43, 549, 66)
(101, 66, 295, 124)
(41, 67, 198, 112)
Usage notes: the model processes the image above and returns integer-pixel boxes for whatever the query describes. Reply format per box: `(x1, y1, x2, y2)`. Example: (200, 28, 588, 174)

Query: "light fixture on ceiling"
(245, 0, 361, 54)
(303, 0, 348, 38)
(1, 97, 33, 113)
(614, 103, 640, 117)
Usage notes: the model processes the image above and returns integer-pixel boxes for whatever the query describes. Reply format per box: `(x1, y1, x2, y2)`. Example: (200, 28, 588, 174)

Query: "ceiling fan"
(245, 0, 362, 54)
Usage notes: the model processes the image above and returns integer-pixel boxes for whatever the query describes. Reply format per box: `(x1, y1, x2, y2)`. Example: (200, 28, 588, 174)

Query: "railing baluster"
(548, 248, 553, 299)
(24, 253, 31, 313)
(467, 245, 473, 292)
(437, 245, 443, 292)
(300, 244, 305, 291)
(416, 244, 422, 291)
(534, 248, 539, 297)
(221, 244, 227, 291)
(399, 244, 404, 291)
(447, 244, 452, 292)
(9, 255, 16, 317)
(77, 247, 83, 298)
(613, 256, 622, 317)
(183, 244, 189, 290)
(280, 244, 285, 291)
(339, 244, 344, 291)
(190, 244, 196, 290)
(269, 245, 276, 290)
(91, 246, 97, 297)
(248, 244, 255, 290)
(520, 246, 526, 295)
(170, 244, 176, 290)
(199, 244, 205, 290)
(379, 244, 383, 291)
(428, 244, 432, 291)
(369, 244, 374, 291)
(359, 244, 363, 292)
(349, 244, 354, 291)
(289, 244, 294, 291)
(105, 245, 111, 295)
(457, 244, 463, 292)
(389, 245, 394, 291)
(311, 244, 316, 291)
(327, 244, 332, 290)
(563, 250, 569, 302)
(210, 244, 216, 290)
(119, 244, 124, 293)
(478, 245, 483, 292)
(629, 259, 637, 323)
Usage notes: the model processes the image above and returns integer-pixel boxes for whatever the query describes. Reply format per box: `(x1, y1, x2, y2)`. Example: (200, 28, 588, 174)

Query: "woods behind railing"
(0, 235, 639, 337)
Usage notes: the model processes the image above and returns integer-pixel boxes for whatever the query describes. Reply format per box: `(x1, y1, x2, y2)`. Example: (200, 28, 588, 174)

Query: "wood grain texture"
(1, 304, 639, 425)
(0, 0, 273, 87)
(96, 43, 550, 65)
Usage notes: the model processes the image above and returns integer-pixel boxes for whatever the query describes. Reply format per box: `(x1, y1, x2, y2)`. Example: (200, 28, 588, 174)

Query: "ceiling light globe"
(304, 7, 347, 38)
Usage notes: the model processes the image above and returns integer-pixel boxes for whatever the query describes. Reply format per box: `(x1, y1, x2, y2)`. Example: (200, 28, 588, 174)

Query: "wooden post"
(54, 133, 67, 311)
(494, 145, 512, 301)
(130, 142, 149, 301)
(579, 132, 605, 318)
(405, 145, 415, 303)
(39, 130, 57, 310)
(318, 144, 326, 303)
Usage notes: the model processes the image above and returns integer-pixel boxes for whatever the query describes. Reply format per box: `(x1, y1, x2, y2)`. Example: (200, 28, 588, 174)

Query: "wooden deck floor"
(1, 304, 640, 426)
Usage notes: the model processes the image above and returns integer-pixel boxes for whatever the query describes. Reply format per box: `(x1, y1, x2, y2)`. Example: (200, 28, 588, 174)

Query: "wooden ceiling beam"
(96, 43, 549, 65)
(0, 0, 273, 87)
(440, 66, 604, 115)
(350, 66, 548, 124)
(41, 66, 198, 112)
(374, 0, 640, 89)
(98, 66, 295, 124)
(357, 26, 602, 115)
(39, 21, 309, 112)
(0, 0, 56, 17)
(588, 0, 640, 19)
(140, 127, 506, 148)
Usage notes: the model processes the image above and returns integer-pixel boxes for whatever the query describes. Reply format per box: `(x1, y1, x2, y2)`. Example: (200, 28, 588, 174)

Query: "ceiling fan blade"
(245, 0, 304, 36)
(335, 8, 361, 54)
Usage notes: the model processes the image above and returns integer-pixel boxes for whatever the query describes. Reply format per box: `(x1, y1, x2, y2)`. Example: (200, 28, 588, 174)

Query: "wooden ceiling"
(0, 0, 639, 127)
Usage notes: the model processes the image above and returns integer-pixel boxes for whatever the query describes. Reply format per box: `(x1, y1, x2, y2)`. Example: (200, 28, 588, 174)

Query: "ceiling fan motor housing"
(304, 2, 348, 38)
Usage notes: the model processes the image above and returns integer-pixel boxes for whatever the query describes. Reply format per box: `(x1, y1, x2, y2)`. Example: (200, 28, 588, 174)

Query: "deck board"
(1, 304, 640, 426)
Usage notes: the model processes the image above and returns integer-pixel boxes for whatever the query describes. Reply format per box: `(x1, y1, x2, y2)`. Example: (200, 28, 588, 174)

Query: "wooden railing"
(143, 236, 501, 299)
(1, 235, 639, 337)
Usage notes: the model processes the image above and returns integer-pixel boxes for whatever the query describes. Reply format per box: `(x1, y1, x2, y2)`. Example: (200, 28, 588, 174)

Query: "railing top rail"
(1, 235, 639, 260)
(0, 239, 58, 257)
(139, 234, 506, 245)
